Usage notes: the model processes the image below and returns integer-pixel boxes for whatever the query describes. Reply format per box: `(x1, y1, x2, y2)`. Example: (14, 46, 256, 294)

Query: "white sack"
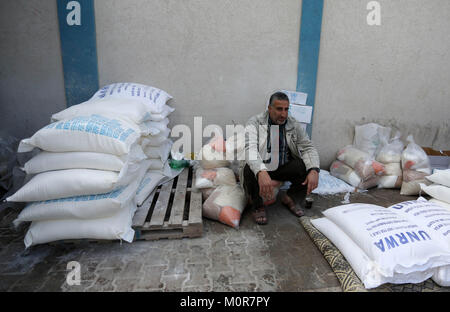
(23, 144, 146, 175)
(7, 166, 141, 202)
(329, 160, 362, 188)
(311, 217, 434, 289)
(14, 160, 151, 224)
(18, 114, 144, 156)
(143, 139, 172, 161)
(426, 169, 450, 188)
(148, 105, 175, 121)
(23, 202, 136, 248)
(194, 167, 236, 189)
(387, 198, 450, 286)
(322, 203, 450, 278)
(202, 184, 246, 229)
(376, 131, 404, 164)
(90, 82, 172, 114)
(378, 175, 402, 189)
(401, 135, 431, 174)
(51, 98, 153, 125)
(337, 145, 385, 179)
(419, 183, 450, 204)
(135, 171, 166, 206)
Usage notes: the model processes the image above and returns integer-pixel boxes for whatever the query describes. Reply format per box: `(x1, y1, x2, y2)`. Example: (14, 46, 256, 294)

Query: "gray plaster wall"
(0, 0, 449, 169)
(0, 0, 66, 141)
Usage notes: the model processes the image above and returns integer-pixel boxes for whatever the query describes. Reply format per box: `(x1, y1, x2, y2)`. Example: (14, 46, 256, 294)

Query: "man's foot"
(281, 194, 305, 217)
(253, 206, 268, 225)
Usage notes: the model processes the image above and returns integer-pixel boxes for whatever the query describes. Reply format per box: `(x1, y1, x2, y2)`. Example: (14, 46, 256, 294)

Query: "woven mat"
(300, 216, 448, 292)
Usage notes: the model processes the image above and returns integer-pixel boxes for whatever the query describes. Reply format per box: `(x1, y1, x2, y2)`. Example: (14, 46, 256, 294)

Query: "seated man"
(239, 91, 320, 225)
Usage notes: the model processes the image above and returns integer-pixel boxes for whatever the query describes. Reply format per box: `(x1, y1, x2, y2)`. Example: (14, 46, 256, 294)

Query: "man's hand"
(302, 170, 319, 195)
(257, 170, 274, 201)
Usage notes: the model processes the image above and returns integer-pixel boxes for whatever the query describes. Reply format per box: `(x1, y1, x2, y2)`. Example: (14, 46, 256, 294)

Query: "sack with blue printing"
(51, 98, 155, 125)
(387, 198, 450, 286)
(135, 171, 166, 206)
(13, 160, 151, 224)
(18, 115, 146, 156)
(141, 128, 171, 148)
(311, 217, 435, 288)
(143, 139, 173, 161)
(22, 144, 146, 175)
(89, 82, 172, 114)
(322, 202, 450, 280)
(23, 200, 136, 248)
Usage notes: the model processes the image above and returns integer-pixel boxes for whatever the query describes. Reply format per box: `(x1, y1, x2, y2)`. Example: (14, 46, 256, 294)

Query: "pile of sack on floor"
(7, 82, 175, 247)
(311, 196, 450, 288)
(193, 134, 247, 229)
(329, 123, 433, 195)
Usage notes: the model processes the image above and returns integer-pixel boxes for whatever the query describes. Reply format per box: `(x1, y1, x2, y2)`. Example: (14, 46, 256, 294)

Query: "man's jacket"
(238, 110, 320, 186)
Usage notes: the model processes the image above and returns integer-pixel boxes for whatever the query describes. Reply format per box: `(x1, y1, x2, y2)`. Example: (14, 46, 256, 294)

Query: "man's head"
(268, 92, 290, 125)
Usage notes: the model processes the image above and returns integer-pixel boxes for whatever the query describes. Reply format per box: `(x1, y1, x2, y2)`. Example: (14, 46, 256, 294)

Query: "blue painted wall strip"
(296, 0, 324, 138)
(57, 0, 99, 107)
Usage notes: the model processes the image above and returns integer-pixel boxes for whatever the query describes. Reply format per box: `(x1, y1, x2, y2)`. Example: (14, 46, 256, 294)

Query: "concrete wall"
(0, 0, 66, 141)
(1, 0, 449, 169)
(94, 0, 302, 146)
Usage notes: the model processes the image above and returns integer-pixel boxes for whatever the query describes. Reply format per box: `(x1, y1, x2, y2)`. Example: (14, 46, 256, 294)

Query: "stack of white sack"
(53, 82, 176, 207)
(376, 131, 404, 189)
(353, 123, 392, 159)
(330, 145, 385, 190)
(400, 135, 432, 195)
(419, 169, 450, 210)
(8, 82, 174, 247)
(194, 135, 246, 229)
(311, 197, 450, 288)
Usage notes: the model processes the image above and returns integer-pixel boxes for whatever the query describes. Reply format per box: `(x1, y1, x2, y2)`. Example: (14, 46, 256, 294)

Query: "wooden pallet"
(132, 166, 203, 240)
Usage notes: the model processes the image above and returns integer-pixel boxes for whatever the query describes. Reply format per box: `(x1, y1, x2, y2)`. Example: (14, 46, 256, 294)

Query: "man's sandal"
(281, 194, 305, 217)
(253, 206, 268, 225)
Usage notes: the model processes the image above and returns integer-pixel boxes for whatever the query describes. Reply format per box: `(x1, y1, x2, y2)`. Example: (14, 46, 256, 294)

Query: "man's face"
(268, 99, 289, 125)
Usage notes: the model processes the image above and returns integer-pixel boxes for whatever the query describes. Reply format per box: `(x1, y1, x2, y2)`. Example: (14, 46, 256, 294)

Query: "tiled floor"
(0, 189, 436, 292)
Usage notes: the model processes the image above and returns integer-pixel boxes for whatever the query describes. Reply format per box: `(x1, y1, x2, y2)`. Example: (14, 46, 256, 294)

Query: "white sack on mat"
(7, 165, 142, 202)
(426, 169, 450, 188)
(387, 198, 450, 287)
(322, 203, 450, 278)
(419, 183, 450, 204)
(18, 114, 144, 156)
(23, 144, 146, 175)
(89, 82, 172, 114)
(51, 98, 153, 125)
(311, 217, 434, 289)
(23, 201, 136, 248)
(14, 160, 151, 224)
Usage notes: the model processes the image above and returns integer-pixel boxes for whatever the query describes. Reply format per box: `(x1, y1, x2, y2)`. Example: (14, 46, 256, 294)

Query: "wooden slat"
(132, 188, 158, 227)
(168, 168, 188, 227)
(148, 179, 174, 228)
(188, 190, 203, 225)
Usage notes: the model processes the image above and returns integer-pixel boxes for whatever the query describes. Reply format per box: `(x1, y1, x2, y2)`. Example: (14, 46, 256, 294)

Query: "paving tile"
(183, 263, 211, 288)
(160, 273, 189, 291)
(136, 265, 166, 291)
